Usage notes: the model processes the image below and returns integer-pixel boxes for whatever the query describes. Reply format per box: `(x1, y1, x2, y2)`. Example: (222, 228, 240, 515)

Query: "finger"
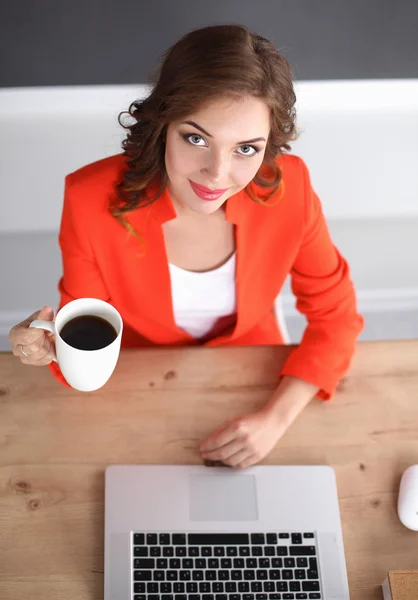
(235, 454, 258, 470)
(20, 353, 55, 366)
(222, 448, 251, 468)
(9, 306, 55, 347)
(200, 421, 238, 453)
(201, 438, 244, 462)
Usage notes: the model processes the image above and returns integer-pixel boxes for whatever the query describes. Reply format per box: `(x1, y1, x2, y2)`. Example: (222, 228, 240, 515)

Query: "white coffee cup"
(30, 298, 123, 392)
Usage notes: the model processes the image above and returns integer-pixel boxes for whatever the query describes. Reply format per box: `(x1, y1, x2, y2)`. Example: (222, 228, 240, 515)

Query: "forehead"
(179, 96, 271, 137)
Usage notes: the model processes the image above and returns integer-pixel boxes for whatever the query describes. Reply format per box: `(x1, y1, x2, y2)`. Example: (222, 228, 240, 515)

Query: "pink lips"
(189, 180, 229, 202)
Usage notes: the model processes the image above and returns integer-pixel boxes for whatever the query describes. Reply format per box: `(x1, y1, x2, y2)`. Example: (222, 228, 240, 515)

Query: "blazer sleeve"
(280, 159, 364, 399)
(49, 173, 110, 386)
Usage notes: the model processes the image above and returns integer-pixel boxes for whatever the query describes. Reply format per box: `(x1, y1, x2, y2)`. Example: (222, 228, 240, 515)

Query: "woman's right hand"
(8, 305, 56, 366)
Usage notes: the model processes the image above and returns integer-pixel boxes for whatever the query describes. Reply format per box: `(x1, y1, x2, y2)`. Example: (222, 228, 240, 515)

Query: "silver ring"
(20, 345, 31, 357)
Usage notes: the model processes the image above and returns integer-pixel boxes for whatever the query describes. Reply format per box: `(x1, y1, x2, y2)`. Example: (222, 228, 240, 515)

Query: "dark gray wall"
(1, 0, 417, 87)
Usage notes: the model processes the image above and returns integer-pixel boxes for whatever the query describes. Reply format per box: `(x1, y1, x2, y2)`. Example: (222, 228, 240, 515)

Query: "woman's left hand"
(199, 406, 287, 469)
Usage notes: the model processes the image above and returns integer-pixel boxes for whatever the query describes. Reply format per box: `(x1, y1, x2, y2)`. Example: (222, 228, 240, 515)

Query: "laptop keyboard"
(131, 532, 321, 600)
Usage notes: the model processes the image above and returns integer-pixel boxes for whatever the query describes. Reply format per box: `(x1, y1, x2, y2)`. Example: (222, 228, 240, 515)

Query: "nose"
(201, 151, 229, 187)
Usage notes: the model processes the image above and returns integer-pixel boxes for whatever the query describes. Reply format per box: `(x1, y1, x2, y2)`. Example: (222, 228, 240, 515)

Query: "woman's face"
(165, 95, 271, 216)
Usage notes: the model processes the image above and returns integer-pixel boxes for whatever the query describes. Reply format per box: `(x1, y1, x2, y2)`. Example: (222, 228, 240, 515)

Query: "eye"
(236, 145, 260, 157)
(183, 133, 207, 146)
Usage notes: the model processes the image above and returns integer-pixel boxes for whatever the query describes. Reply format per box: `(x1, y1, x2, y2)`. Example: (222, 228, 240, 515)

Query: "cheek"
(232, 156, 264, 188)
(165, 141, 201, 179)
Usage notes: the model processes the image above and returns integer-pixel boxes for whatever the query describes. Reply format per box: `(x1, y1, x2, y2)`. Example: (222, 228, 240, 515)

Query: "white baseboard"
(1, 288, 418, 343)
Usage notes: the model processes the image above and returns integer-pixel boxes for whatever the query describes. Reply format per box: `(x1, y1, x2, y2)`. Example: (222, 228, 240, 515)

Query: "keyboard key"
(134, 533, 145, 544)
(183, 559, 194, 569)
(259, 558, 270, 568)
(151, 547, 161, 557)
(147, 533, 158, 545)
(239, 582, 250, 592)
(234, 559, 245, 568)
(303, 533, 314, 539)
(213, 582, 224, 593)
(282, 570, 293, 580)
(134, 595, 146, 600)
(244, 570, 256, 580)
(296, 594, 308, 599)
(193, 571, 205, 581)
(161, 595, 173, 600)
(134, 559, 155, 569)
(189, 534, 249, 545)
(266, 534, 277, 544)
(269, 595, 282, 600)
(308, 594, 321, 599)
(175, 596, 187, 600)
(215, 547, 225, 556)
(247, 559, 257, 568)
(173, 534, 187, 545)
(231, 570, 243, 580)
(196, 559, 207, 569)
(189, 547, 200, 557)
(227, 547, 238, 556)
(296, 558, 308, 568)
(167, 571, 178, 581)
(253, 546, 263, 556)
(170, 559, 181, 569)
(272, 559, 283, 568)
(240, 547, 251, 556)
(307, 569, 319, 580)
(175, 583, 186, 593)
(216, 595, 227, 600)
(161, 583, 172, 593)
(209, 559, 219, 569)
(264, 547, 275, 556)
(134, 546, 148, 557)
(202, 595, 214, 600)
(256, 595, 268, 600)
(302, 582, 320, 592)
(279, 533, 290, 539)
(264, 582, 275, 592)
(269, 570, 281, 580)
(164, 547, 175, 557)
(226, 582, 237, 592)
(289, 547, 316, 557)
(283, 594, 295, 599)
(200, 582, 211, 592)
(176, 547, 187, 557)
(186, 583, 196, 593)
(290, 583, 301, 592)
(256, 570, 268, 580)
(243, 595, 255, 600)
(155, 570, 165, 581)
(158, 559, 168, 569)
(309, 558, 318, 571)
(222, 559, 232, 568)
(134, 570, 152, 581)
(284, 558, 295, 568)
(206, 571, 217, 581)
(295, 570, 305, 580)
(291, 534, 302, 545)
(180, 570, 191, 580)
(160, 533, 170, 545)
(147, 583, 159, 593)
(148, 596, 159, 600)
(219, 571, 229, 581)
(251, 582, 262, 592)
(277, 547, 288, 556)
(251, 533, 265, 544)
(202, 547, 212, 557)
(134, 583, 145, 593)
(230, 595, 241, 600)
(277, 582, 288, 592)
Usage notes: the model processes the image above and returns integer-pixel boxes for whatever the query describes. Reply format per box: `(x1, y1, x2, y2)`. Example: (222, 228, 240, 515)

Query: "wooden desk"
(1, 341, 418, 599)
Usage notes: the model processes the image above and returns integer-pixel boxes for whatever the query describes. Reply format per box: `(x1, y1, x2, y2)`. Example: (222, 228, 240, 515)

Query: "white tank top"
(168, 252, 237, 339)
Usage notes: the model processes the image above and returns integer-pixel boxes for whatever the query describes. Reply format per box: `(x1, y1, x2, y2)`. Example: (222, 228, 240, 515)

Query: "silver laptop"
(105, 465, 349, 600)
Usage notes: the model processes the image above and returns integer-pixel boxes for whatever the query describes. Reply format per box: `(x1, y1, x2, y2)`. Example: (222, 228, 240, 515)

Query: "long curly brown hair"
(112, 24, 297, 222)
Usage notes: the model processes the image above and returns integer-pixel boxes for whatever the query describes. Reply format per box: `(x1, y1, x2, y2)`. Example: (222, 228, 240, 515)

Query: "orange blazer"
(49, 153, 364, 398)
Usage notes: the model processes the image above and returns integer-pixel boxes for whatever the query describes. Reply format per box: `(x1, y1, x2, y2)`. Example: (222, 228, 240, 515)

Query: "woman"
(8, 24, 364, 468)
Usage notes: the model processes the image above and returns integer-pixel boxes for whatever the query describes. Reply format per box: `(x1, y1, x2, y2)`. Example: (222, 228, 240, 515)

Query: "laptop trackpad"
(189, 474, 258, 521)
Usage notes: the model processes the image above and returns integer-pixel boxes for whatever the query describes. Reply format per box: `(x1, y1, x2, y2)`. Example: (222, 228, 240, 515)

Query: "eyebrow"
(181, 120, 266, 145)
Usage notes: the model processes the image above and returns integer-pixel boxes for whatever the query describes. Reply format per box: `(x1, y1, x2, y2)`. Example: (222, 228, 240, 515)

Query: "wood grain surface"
(1, 340, 418, 599)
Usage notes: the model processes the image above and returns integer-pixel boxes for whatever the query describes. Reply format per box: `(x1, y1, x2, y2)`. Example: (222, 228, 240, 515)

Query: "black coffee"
(60, 315, 117, 350)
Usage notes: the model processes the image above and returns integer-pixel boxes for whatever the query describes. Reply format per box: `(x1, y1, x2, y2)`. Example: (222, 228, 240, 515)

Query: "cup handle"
(29, 320, 58, 362)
